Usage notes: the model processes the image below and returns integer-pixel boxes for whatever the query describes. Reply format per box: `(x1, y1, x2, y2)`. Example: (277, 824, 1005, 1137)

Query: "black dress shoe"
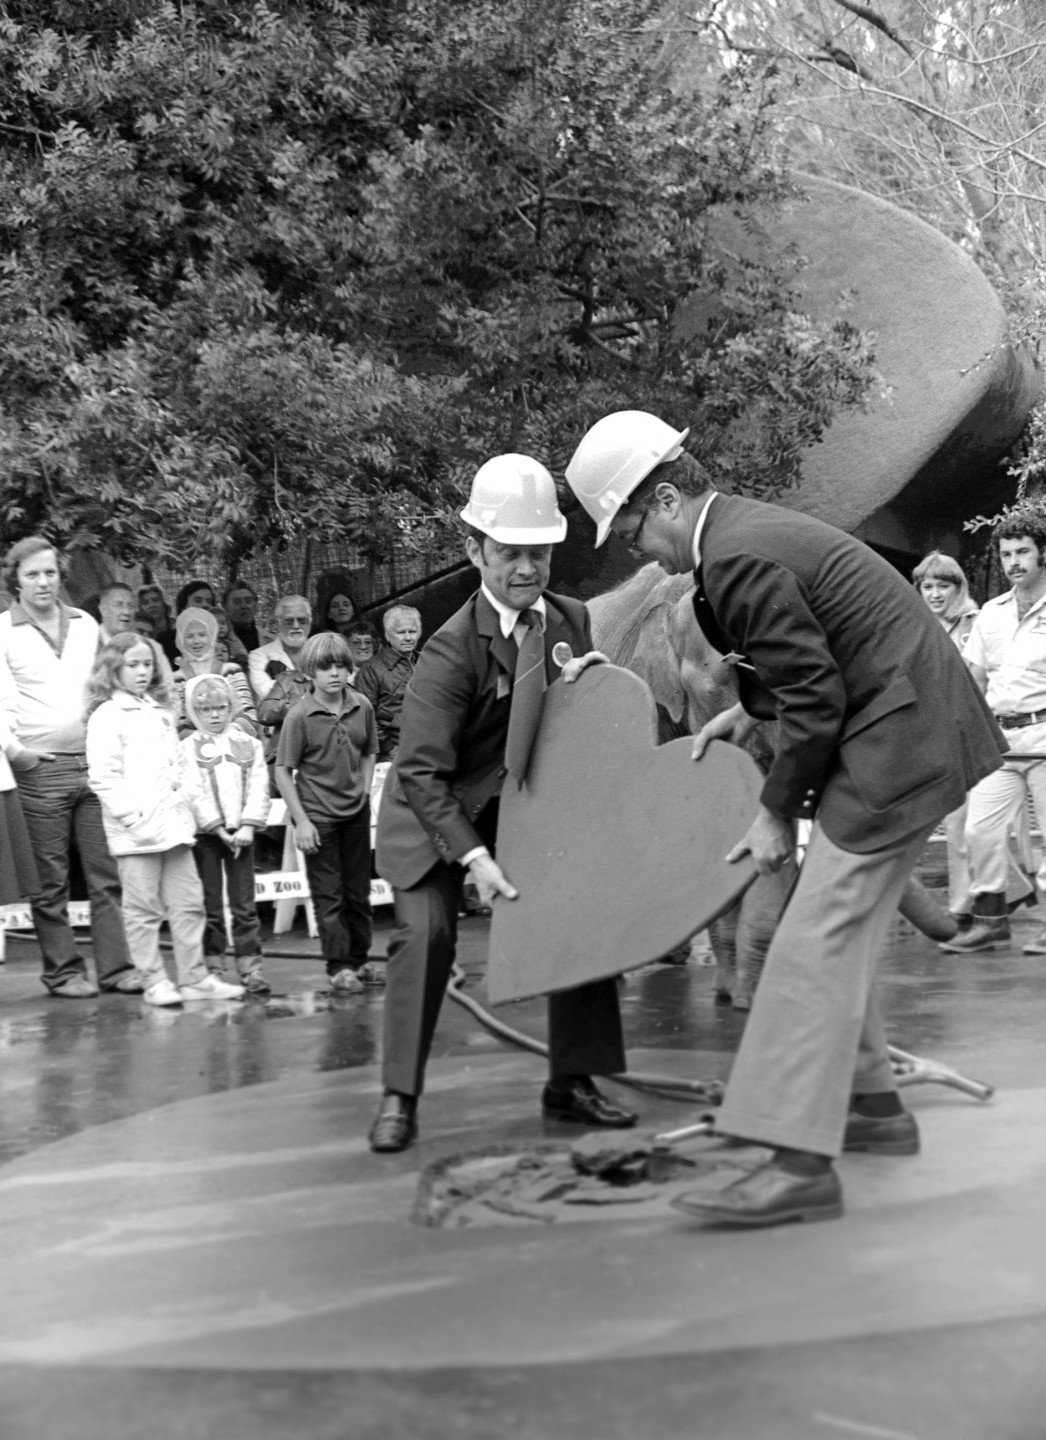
(541, 1079, 638, 1129)
(368, 1093, 418, 1153)
(843, 1108, 920, 1155)
(671, 1159, 843, 1227)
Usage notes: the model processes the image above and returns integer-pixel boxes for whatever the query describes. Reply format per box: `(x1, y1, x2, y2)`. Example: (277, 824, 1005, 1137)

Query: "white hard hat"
(460, 454, 568, 544)
(565, 411, 689, 547)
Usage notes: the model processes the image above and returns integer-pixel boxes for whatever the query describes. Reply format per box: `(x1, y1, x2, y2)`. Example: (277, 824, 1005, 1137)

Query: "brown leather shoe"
(843, 1108, 920, 1155)
(369, 1093, 418, 1153)
(541, 1080, 638, 1129)
(671, 1160, 843, 1227)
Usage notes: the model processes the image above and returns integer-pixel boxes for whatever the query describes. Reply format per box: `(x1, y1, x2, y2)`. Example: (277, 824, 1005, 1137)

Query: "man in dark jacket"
(566, 410, 1007, 1226)
(369, 454, 635, 1153)
(355, 605, 422, 761)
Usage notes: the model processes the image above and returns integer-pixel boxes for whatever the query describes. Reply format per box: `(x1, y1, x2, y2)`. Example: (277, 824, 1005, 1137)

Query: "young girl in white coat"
(85, 633, 245, 1007)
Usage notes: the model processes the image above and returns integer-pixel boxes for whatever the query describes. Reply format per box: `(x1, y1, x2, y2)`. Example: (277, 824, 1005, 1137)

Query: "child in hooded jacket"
(85, 633, 245, 1007)
(180, 673, 271, 994)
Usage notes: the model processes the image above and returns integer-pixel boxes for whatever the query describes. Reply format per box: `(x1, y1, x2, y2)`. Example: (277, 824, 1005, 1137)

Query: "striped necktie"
(504, 608, 547, 787)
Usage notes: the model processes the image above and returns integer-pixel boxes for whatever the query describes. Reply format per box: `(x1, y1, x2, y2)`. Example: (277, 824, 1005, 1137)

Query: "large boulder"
(689, 175, 1040, 545)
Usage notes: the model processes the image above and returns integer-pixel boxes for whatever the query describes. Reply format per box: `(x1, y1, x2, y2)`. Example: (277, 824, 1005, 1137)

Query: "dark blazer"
(693, 494, 1007, 853)
(376, 590, 591, 889)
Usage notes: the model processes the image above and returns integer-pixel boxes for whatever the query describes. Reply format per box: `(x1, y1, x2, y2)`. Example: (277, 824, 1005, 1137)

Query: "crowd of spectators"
(0, 539, 421, 1004)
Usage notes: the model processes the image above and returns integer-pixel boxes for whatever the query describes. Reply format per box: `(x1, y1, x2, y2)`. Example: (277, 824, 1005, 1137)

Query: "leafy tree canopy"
(0, 0, 876, 570)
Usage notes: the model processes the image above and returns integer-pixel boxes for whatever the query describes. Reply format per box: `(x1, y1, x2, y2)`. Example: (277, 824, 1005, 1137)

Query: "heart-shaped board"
(488, 664, 763, 1003)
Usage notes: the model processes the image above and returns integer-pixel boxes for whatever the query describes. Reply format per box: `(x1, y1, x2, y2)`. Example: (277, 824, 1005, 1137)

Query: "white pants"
(717, 822, 933, 1158)
(117, 846, 208, 988)
(964, 722, 1046, 898)
(944, 798, 1034, 913)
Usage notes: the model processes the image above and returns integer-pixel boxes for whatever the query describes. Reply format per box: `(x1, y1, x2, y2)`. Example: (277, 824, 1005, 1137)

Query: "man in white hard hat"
(368, 454, 636, 1153)
(565, 411, 1006, 1226)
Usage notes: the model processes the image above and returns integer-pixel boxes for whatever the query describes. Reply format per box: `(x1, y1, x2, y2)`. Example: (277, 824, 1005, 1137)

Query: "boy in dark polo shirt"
(275, 632, 380, 994)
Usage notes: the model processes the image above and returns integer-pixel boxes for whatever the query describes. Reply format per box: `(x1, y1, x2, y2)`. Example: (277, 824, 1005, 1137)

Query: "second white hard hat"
(460, 454, 568, 544)
(565, 411, 689, 547)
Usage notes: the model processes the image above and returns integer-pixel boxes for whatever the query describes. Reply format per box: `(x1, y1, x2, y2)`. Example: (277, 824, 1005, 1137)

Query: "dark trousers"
(303, 811, 372, 974)
(382, 859, 627, 1097)
(192, 835, 263, 970)
(16, 755, 133, 992)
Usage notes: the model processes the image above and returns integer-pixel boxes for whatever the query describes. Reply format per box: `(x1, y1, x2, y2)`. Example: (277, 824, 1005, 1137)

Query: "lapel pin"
(551, 642, 573, 669)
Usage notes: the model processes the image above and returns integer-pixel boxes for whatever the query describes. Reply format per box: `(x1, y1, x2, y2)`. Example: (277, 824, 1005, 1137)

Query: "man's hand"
(468, 852, 518, 905)
(561, 650, 609, 684)
(10, 748, 55, 772)
(727, 805, 795, 876)
(293, 818, 321, 855)
(691, 702, 752, 760)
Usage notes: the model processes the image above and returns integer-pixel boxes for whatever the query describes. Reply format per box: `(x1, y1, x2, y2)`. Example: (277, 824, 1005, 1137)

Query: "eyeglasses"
(621, 508, 651, 557)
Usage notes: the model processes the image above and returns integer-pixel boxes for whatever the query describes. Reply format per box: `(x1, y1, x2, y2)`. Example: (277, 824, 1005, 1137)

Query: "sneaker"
(144, 979, 183, 1008)
(329, 968, 364, 994)
(49, 975, 99, 999)
(180, 974, 246, 1001)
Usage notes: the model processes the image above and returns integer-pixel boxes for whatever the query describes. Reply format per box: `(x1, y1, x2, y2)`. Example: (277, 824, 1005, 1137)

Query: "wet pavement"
(0, 870, 1044, 1439)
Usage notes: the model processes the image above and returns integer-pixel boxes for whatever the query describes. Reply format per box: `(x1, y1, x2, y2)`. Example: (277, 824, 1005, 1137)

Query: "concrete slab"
(1, 901, 1045, 1439)
(0, 1044, 1042, 1378)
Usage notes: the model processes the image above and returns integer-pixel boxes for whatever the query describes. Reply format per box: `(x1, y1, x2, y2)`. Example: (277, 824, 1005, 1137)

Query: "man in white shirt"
(942, 510, 1046, 954)
(0, 537, 141, 997)
(247, 595, 311, 703)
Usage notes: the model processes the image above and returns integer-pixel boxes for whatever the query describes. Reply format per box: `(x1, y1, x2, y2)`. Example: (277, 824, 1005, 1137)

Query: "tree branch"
(829, 0, 914, 58)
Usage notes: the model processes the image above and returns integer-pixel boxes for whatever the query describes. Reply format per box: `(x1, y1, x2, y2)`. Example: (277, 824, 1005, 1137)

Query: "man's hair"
(625, 451, 714, 518)
(274, 593, 311, 622)
(99, 582, 135, 602)
(223, 581, 257, 605)
(993, 508, 1046, 556)
(3, 536, 64, 596)
(383, 604, 421, 637)
(299, 630, 352, 676)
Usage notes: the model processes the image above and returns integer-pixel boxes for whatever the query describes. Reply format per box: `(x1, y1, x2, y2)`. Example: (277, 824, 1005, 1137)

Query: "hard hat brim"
(459, 508, 568, 545)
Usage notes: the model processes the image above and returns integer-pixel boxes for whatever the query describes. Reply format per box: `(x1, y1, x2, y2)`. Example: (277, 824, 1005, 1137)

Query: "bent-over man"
(566, 411, 1005, 1226)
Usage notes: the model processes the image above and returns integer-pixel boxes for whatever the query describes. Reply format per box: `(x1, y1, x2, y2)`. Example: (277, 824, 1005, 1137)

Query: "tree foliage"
(0, 0, 876, 570)
(706, 1, 1046, 291)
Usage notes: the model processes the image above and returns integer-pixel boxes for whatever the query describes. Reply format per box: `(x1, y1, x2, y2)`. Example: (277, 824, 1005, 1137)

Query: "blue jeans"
(15, 755, 133, 992)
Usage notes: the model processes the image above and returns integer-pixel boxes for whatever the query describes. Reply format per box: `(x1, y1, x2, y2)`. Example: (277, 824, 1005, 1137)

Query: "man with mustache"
(942, 508, 1046, 955)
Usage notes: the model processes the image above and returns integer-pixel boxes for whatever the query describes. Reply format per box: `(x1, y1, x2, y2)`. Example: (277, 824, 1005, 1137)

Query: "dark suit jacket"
(693, 494, 1007, 853)
(376, 590, 591, 889)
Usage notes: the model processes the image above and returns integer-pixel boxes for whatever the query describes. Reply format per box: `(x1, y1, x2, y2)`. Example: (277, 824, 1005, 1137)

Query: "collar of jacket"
(475, 589, 570, 676)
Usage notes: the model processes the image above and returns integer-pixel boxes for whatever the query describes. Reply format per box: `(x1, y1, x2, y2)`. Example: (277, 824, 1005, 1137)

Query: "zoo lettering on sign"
(254, 873, 309, 902)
